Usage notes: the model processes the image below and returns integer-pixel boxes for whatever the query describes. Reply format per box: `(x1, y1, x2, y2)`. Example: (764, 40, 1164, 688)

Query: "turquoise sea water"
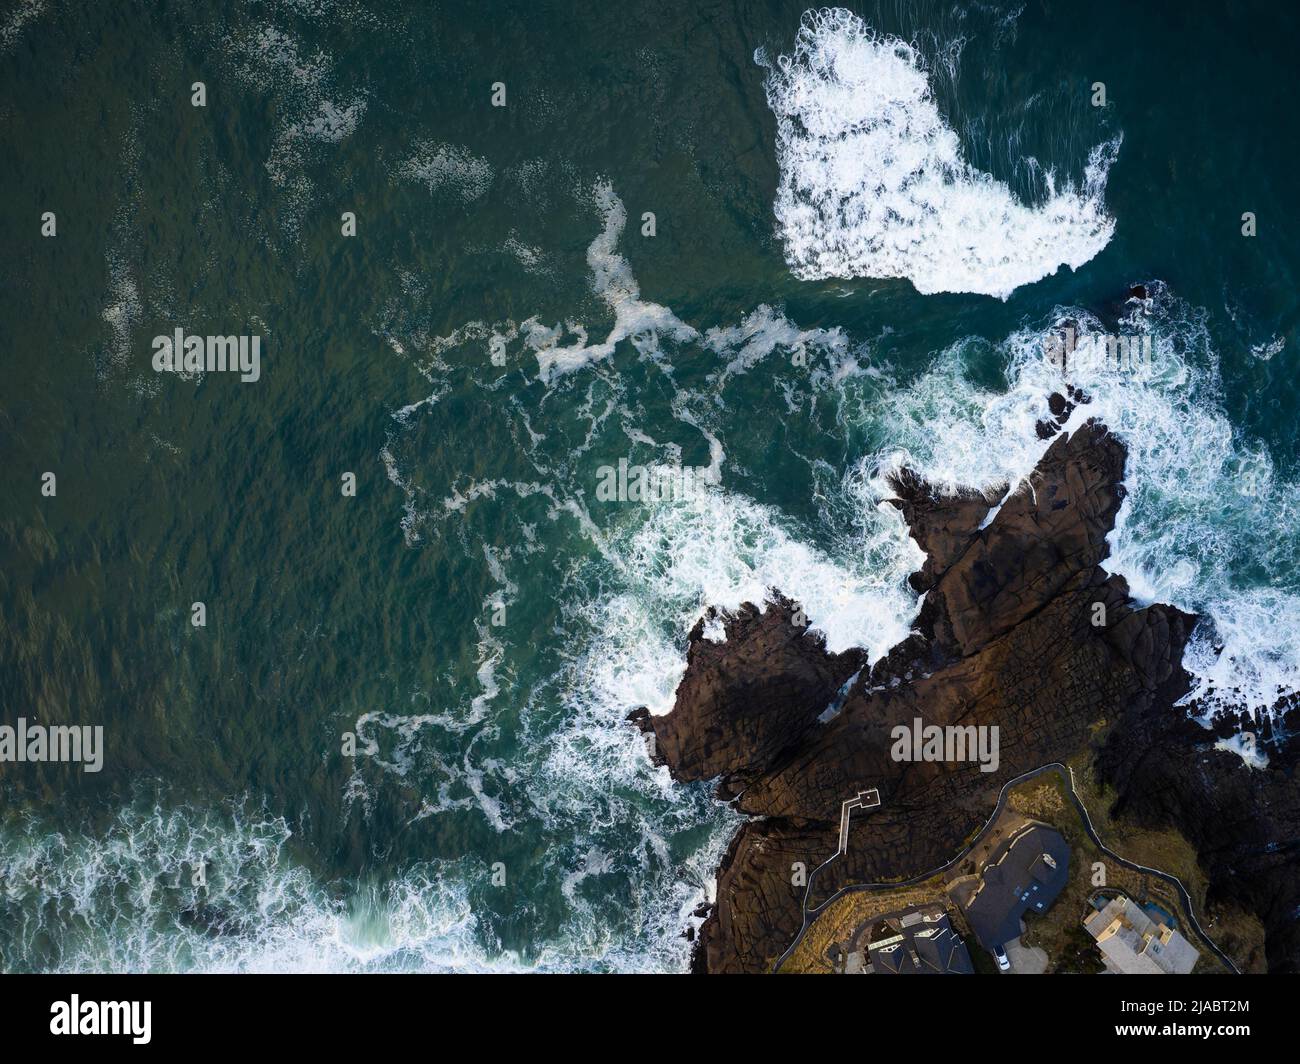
(1, 0, 1297, 971)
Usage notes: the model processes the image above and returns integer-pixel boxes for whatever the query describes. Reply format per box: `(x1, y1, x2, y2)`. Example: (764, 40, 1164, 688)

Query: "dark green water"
(1, 0, 1297, 970)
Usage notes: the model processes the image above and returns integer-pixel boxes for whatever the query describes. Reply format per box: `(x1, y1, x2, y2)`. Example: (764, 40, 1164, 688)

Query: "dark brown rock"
(647, 418, 1299, 973)
(630, 594, 865, 791)
(923, 422, 1126, 659)
(884, 467, 1002, 594)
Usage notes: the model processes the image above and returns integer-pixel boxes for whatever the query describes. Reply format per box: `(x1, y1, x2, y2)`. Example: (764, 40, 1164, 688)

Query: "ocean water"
(1, 0, 1297, 972)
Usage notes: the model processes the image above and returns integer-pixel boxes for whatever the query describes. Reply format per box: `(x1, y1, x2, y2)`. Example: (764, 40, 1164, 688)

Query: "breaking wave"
(0, 788, 732, 973)
(760, 8, 1119, 299)
(0, 798, 489, 973)
(850, 284, 1300, 725)
(27, 189, 1290, 974)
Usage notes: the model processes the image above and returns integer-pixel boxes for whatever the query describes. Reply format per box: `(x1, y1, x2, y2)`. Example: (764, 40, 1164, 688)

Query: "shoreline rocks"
(640, 419, 1300, 972)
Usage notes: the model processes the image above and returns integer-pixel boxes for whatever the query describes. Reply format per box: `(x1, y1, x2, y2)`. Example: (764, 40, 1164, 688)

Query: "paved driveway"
(1004, 934, 1049, 974)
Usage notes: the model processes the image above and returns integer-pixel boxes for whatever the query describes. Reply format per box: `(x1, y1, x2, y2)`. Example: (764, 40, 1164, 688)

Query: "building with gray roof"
(862, 905, 974, 974)
(961, 824, 1071, 950)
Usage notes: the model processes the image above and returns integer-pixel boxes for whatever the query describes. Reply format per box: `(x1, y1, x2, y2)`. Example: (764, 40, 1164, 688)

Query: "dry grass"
(781, 877, 948, 974)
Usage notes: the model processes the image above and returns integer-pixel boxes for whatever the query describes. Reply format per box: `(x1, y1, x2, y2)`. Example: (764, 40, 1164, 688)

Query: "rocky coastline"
(633, 409, 1300, 973)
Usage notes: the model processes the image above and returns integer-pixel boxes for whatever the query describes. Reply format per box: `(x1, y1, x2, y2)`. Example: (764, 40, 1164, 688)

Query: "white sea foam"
(704, 304, 851, 386)
(398, 140, 495, 202)
(1251, 335, 1285, 361)
(267, 96, 367, 187)
(761, 8, 1119, 298)
(0, 0, 45, 54)
(0, 799, 511, 972)
(612, 483, 919, 671)
(846, 287, 1300, 727)
(220, 24, 366, 241)
(99, 256, 141, 375)
(502, 234, 550, 275)
(531, 182, 698, 382)
(289, 98, 366, 144)
(0, 785, 734, 973)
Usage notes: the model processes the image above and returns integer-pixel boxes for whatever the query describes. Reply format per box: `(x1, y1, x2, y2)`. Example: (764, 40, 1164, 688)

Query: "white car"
(993, 944, 1011, 972)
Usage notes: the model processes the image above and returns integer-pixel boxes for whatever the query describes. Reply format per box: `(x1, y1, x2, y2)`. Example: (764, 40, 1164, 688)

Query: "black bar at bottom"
(0, 971, 1278, 1050)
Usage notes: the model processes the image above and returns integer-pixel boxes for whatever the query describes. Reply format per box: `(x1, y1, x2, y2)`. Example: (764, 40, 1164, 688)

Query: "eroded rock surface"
(640, 420, 1298, 973)
(629, 594, 866, 793)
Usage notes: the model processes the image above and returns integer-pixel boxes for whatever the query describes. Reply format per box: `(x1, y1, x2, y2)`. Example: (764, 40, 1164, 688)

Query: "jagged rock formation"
(637, 419, 1282, 973)
(629, 594, 865, 793)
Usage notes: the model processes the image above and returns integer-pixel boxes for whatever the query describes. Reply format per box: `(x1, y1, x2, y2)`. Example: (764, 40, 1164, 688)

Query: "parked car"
(993, 944, 1011, 972)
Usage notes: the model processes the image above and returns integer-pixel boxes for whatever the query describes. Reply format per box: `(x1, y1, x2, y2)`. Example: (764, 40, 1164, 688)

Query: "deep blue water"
(0, 0, 1296, 971)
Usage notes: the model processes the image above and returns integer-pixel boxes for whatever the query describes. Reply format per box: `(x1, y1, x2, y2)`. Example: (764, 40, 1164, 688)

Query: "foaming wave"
(760, 8, 1119, 298)
(1183, 590, 1300, 728)
(531, 619, 737, 970)
(704, 304, 851, 387)
(516, 472, 922, 967)
(614, 483, 920, 666)
(849, 286, 1300, 726)
(0, 799, 493, 973)
(0, 793, 727, 973)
